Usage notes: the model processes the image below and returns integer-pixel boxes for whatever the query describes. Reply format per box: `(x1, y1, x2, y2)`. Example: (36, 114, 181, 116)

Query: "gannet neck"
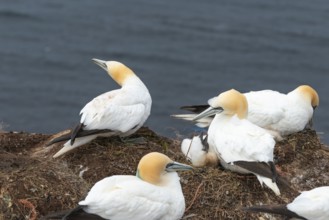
(92, 59, 137, 86)
(295, 85, 319, 108)
(214, 89, 248, 119)
(137, 152, 172, 185)
(106, 61, 136, 86)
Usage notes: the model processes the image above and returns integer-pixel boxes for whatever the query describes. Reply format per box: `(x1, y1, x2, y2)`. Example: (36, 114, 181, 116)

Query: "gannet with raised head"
(244, 186, 329, 220)
(181, 133, 219, 167)
(173, 85, 319, 140)
(193, 89, 284, 196)
(42, 152, 193, 220)
(47, 59, 152, 158)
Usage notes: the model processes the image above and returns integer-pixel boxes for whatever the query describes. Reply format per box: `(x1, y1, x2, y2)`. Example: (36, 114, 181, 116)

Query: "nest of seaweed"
(0, 127, 328, 219)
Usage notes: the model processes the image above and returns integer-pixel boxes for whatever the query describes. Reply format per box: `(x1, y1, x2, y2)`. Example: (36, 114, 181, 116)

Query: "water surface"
(1, 0, 329, 143)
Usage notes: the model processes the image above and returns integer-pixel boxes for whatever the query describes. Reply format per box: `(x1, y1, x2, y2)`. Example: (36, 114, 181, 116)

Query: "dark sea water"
(1, 0, 329, 144)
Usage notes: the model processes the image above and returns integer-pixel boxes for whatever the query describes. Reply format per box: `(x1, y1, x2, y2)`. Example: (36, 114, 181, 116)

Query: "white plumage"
(194, 89, 281, 195)
(79, 175, 183, 220)
(44, 152, 192, 220)
(50, 59, 152, 158)
(181, 134, 218, 167)
(173, 85, 319, 140)
(246, 86, 318, 138)
(244, 186, 329, 220)
(287, 186, 329, 220)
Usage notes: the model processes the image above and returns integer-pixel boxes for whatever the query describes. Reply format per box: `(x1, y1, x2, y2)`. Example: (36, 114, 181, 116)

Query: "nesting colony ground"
(0, 127, 328, 220)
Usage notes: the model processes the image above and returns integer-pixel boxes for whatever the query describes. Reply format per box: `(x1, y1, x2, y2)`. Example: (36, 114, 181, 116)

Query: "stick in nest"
(18, 199, 37, 220)
(185, 181, 204, 213)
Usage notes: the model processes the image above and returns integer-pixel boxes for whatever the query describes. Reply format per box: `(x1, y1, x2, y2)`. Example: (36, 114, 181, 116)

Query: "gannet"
(181, 133, 219, 167)
(193, 89, 284, 196)
(42, 152, 193, 220)
(47, 59, 152, 158)
(244, 186, 329, 220)
(173, 85, 319, 140)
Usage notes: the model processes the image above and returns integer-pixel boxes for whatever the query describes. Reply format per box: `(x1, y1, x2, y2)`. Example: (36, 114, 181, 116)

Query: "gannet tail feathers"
(180, 105, 209, 113)
(256, 175, 281, 196)
(41, 205, 105, 220)
(53, 135, 98, 158)
(172, 105, 213, 128)
(243, 205, 307, 220)
(47, 128, 115, 146)
(171, 113, 196, 120)
(171, 114, 212, 128)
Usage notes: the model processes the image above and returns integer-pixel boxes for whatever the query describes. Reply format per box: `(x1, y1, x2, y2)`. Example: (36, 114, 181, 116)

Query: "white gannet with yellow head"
(181, 133, 219, 167)
(173, 85, 319, 140)
(245, 85, 319, 139)
(42, 152, 193, 220)
(193, 89, 282, 196)
(48, 59, 152, 158)
(244, 186, 329, 220)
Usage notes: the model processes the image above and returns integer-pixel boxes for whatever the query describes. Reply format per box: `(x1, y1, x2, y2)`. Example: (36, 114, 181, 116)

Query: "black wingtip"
(180, 105, 209, 113)
(233, 161, 274, 180)
(41, 206, 106, 220)
(70, 123, 84, 145)
(39, 209, 70, 219)
(46, 133, 72, 146)
(180, 105, 194, 110)
(243, 205, 306, 220)
(233, 160, 291, 190)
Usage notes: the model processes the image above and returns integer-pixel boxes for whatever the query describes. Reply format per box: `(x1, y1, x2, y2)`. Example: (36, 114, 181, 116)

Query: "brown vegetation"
(0, 127, 328, 219)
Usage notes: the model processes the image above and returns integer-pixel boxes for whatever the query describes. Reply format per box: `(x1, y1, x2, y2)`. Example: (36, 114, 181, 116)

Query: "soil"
(0, 127, 328, 220)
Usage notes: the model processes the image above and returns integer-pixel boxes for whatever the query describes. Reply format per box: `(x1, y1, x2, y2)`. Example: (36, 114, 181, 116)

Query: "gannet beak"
(166, 161, 193, 172)
(92, 58, 107, 71)
(193, 106, 223, 121)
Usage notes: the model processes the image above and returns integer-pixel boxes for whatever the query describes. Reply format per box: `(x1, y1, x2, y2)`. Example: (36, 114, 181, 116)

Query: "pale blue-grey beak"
(193, 106, 223, 121)
(166, 161, 193, 172)
(92, 58, 107, 71)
